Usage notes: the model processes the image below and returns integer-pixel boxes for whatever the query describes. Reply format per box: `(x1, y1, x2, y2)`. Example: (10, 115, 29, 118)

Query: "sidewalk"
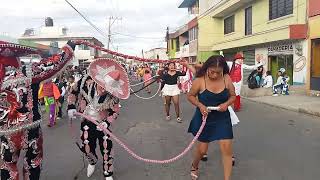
(244, 95, 320, 117)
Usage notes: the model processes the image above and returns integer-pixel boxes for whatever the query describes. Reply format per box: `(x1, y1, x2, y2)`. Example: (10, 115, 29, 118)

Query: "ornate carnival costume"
(0, 40, 76, 180)
(68, 58, 129, 180)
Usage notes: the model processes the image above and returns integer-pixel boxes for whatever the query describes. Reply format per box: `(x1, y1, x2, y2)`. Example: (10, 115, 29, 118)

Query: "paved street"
(38, 84, 320, 180)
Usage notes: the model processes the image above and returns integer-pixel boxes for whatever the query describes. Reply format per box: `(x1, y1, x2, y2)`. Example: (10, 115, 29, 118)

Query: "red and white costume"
(228, 53, 263, 111)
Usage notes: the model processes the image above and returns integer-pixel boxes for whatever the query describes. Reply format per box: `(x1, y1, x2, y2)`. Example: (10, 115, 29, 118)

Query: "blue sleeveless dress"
(188, 88, 233, 142)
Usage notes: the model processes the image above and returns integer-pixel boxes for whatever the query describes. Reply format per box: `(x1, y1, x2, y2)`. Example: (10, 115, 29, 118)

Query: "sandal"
(201, 154, 208, 162)
(191, 164, 199, 180)
(166, 116, 170, 121)
(232, 156, 236, 166)
(176, 117, 182, 123)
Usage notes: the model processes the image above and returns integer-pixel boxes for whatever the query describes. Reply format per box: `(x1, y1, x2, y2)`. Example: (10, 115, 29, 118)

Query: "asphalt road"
(35, 83, 320, 180)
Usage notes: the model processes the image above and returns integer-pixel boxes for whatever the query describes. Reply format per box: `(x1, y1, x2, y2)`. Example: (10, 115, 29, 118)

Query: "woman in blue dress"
(187, 55, 236, 180)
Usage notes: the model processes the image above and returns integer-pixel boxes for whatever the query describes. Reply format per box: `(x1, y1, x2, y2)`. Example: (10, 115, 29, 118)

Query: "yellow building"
(198, 0, 308, 86)
(307, 0, 320, 93)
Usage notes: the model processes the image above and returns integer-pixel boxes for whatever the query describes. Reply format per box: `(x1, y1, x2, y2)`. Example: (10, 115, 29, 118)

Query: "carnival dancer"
(0, 40, 76, 180)
(143, 64, 152, 93)
(161, 62, 187, 123)
(228, 53, 264, 111)
(67, 58, 129, 180)
(40, 80, 61, 127)
(179, 65, 194, 93)
(187, 55, 236, 180)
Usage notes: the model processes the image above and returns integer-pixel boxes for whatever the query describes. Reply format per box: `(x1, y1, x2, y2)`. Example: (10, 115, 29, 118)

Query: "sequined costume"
(68, 75, 120, 178)
(0, 40, 76, 180)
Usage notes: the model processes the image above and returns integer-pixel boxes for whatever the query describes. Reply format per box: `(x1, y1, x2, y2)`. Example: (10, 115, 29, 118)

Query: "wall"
(198, 15, 223, 51)
(197, 50, 219, 62)
(168, 38, 177, 59)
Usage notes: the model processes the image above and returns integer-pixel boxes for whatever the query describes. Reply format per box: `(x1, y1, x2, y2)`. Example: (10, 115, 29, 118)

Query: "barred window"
(269, 0, 293, 20)
(224, 15, 235, 34)
(245, 7, 252, 35)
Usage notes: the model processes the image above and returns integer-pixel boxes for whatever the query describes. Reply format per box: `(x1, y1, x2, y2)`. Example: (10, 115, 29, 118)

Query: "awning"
(178, 0, 197, 8)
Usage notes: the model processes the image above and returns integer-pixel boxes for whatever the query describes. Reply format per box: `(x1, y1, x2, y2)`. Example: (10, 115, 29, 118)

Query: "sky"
(0, 0, 188, 55)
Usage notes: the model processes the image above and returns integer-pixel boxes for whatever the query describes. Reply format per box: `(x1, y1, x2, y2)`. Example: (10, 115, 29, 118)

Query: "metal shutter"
(243, 50, 255, 85)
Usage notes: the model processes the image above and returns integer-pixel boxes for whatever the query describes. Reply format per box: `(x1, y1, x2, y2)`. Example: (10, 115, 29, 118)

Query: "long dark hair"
(196, 55, 229, 77)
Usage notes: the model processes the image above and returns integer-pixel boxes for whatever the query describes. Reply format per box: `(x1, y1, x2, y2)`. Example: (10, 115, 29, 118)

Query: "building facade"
(167, 0, 199, 64)
(308, 0, 320, 93)
(198, 0, 308, 86)
(144, 48, 168, 60)
(19, 18, 104, 68)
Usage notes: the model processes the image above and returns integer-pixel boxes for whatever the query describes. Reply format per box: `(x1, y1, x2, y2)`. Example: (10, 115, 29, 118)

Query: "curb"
(243, 97, 320, 118)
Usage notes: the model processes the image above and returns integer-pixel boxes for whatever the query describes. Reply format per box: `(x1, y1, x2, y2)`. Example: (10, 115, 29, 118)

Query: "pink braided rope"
(72, 40, 185, 64)
(75, 112, 207, 164)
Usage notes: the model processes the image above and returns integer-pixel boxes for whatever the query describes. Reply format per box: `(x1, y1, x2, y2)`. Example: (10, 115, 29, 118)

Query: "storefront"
(255, 41, 307, 86)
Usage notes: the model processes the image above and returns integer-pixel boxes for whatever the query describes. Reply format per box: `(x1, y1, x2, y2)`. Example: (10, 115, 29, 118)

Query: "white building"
(144, 48, 168, 60)
(19, 17, 104, 68)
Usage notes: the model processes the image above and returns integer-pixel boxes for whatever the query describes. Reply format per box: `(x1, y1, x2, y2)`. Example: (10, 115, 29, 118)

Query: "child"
(262, 71, 273, 88)
(272, 68, 290, 96)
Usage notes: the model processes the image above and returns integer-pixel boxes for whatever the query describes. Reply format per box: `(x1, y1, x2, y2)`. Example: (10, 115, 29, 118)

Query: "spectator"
(262, 71, 273, 88)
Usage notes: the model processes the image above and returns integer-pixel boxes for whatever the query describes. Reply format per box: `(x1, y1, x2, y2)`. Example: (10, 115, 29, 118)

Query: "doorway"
(311, 39, 320, 91)
(269, 55, 293, 85)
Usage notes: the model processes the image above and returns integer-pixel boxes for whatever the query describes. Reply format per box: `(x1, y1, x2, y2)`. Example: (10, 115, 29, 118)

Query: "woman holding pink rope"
(187, 55, 236, 180)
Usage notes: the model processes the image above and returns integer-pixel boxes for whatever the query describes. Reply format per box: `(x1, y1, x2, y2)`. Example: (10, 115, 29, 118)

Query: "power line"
(65, 0, 108, 38)
(65, 0, 165, 41)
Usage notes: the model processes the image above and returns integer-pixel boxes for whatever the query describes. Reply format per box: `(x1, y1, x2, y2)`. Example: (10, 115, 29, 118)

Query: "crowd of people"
(0, 37, 292, 180)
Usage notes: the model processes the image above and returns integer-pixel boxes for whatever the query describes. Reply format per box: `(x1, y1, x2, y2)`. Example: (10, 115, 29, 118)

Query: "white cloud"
(0, 0, 187, 55)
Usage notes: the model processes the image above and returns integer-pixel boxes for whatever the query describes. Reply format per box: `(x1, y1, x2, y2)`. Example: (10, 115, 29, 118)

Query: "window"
(269, 0, 293, 20)
(189, 26, 198, 41)
(78, 44, 90, 50)
(176, 39, 180, 51)
(245, 7, 252, 35)
(224, 15, 235, 34)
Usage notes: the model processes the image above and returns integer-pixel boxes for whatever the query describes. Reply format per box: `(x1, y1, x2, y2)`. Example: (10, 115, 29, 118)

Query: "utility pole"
(107, 16, 122, 50)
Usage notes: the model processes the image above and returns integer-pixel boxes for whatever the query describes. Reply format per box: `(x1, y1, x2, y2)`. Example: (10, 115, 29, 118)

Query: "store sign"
(268, 44, 293, 54)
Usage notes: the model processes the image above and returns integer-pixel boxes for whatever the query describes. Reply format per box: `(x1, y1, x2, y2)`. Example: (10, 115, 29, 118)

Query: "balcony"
(175, 44, 190, 58)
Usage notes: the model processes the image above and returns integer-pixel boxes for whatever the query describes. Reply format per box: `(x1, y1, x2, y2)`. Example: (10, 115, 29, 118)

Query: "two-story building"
(167, 0, 199, 63)
(19, 17, 104, 68)
(198, 0, 308, 86)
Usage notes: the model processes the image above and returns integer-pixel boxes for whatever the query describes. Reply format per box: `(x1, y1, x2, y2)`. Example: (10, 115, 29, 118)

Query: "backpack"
(247, 70, 259, 89)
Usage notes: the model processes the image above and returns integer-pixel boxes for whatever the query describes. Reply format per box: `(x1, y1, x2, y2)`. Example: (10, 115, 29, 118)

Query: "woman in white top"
(262, 71, 273, 88)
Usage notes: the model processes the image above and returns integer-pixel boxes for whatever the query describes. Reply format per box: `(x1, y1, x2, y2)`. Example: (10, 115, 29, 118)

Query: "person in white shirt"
(262, 71, 273, 88)
(273, 68, 290, 96)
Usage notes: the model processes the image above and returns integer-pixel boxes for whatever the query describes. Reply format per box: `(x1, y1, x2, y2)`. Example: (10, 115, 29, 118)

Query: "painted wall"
(198, 15, 223, 51)
(168, 38, 177, 59)
(197, 51, 219, 62)
(198, 0, 307, 51)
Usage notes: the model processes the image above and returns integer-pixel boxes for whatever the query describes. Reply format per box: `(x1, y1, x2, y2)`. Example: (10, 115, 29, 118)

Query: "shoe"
(118, 104, 122, 108)
(105, 176, 113, 180)
(191, 164, 199, 180)
(166, 116, 170, 121)
(272, 94, 279, 97)
(232, 156, 236, 166)
(201, 154, 208, 161)
(176, 117, 182, 123)
(87, 164, 95, 177)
